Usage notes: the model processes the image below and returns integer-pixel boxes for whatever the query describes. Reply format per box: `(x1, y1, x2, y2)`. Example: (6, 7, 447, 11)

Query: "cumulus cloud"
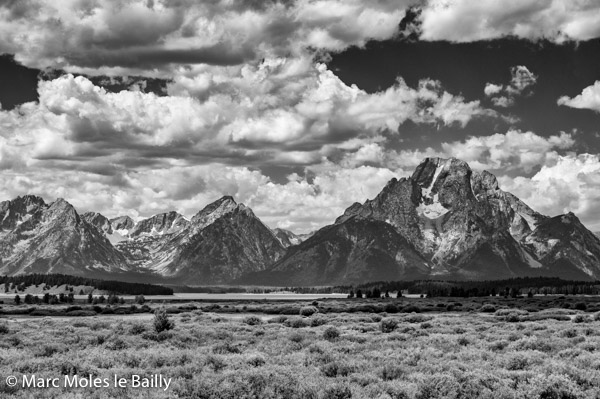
(0, 0, 408, 74)
(484, 66, 537, 107)
(499, 154, 600, 231)
(557, 81, 600, 113)
(441, 129, 574, 173)
(418, 0, 600, 42)
(0, 59, 501, 232)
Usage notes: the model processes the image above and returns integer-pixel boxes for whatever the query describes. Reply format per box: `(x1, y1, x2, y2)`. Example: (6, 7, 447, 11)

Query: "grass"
(0, 297, 600, 398)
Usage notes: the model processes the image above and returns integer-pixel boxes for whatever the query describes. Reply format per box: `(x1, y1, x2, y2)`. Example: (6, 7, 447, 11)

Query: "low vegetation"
(0, 296, 599, 398)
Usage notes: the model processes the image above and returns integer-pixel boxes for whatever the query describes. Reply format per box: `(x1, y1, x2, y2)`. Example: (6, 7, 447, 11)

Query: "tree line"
(342, 277, 600, 298)
(0, 273, 173, 295)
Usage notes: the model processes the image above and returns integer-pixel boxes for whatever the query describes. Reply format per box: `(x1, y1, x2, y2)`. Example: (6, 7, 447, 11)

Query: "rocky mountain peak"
(190, 195, 240, 229)
(129, 211, 189, 237)
(0, 195, 47, 231)
(82, 212, 113, 235)
(110, 215, 135, 231)
(44, 198, 80, 226)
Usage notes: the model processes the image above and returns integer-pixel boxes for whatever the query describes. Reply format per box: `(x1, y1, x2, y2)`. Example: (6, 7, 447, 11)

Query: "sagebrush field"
(1, 297, 600, 398)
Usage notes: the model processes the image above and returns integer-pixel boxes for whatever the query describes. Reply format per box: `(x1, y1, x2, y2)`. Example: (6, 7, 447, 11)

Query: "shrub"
(321, 362, 354, 378)
(594, 312, 600, 321)
(401, 305, 421, 313)
(561, 329, 577, 338)
(323, 326, 340, 341)
(299, 306, 319, 317)
(268, 315, 288, 324)
(310, 315, 328, 327)
(572, 314, 591, 323)
(381, 364, 405, 381)
(66, 310, 96, 317)
(213, 341, 242, 354)
(205, 355, 226, 372)
(381, 318, 399, 333)
(574, 302, 587, 311)
(153, 307, 175, 333)
(246, 354, 266, 367)
(101, 307, 114, 315)
(480, 304, 496, 313)
(284, 317, 309, 328)
(244, 315, 262, 326)
(322, 383, 352, 399)
(404, 314, 428, 323)
(289, 332, 304, 343)
(384, 303, 399, 313)
(129, 323, 146, 335)
(0, 322, 8, 334)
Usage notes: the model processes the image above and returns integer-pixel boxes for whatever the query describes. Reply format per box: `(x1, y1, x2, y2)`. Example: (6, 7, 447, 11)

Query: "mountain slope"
(247, 157, 600, 284)
(114, 196, 286, 284)
(0, 199, 128, 276)
(0, 195, 46, 234)
(244, 218, 429, 285)
(273, 228, 303, 248)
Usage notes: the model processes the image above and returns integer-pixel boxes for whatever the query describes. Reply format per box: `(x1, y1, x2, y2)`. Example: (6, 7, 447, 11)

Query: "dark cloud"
(66, 44, 256, 69)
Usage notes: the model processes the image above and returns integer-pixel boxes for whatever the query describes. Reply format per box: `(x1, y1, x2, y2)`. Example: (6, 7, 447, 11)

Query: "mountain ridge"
(2, 157, 599, 285)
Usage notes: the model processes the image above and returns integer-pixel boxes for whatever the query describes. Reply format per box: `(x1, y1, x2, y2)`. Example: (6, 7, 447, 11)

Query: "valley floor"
(1, 298, 600, 398)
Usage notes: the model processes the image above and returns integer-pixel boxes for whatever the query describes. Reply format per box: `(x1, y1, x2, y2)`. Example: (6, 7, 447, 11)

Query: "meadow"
(1, 296, 600, 398)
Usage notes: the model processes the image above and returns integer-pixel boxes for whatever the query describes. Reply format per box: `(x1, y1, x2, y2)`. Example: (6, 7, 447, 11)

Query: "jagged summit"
(2, 163, 600, 285)
(82, 212, 113, 235)
(110, 215, 135, 231)
(190, 195, 240, 230)
(129, 211, 189, 237)
(243, 157, 600, 284)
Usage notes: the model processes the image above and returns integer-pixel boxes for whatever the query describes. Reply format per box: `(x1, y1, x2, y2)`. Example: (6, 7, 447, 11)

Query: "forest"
(0, 273, 173, 295)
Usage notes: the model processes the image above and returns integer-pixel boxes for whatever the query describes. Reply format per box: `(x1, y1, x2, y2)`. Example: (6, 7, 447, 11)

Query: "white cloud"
(419, 0, 600, 42)
(0, 0, 408, 74)
(499, 154, 600, 231)
(509, 66, 537, 92)
(0, 59, 501, 232)
(557, 81, 600, 113)
(441, 129, 575, 173)
(484, 83, 503, 97)
(484, 65, 537, 107)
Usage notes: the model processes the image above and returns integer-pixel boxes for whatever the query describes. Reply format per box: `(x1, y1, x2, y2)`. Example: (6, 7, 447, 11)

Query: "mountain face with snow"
(242, 157, 600, 284)
(2, 157, 599, 285)
(0, 195, 285, 284)
(273, 228, 304, 248)
(0, 198, 128, 276)
(0, 195, 46, 233)
(112, 196, 286, 284)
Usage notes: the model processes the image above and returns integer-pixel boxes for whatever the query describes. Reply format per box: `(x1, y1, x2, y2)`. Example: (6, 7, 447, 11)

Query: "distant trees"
(14, 294, 20, 305)
(345, 277, 600, 298)
(0, 273, 173, 295)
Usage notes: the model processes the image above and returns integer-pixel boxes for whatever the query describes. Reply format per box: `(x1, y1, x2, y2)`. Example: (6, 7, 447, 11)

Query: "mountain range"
(1, 157, 599, 285)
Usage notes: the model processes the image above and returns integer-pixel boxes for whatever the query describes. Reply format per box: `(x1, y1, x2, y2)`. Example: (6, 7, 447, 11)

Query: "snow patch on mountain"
(417, 194, 449, 219)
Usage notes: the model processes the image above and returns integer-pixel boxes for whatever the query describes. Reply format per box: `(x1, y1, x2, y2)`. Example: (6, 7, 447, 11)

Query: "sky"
(0, 0, 600, 233)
